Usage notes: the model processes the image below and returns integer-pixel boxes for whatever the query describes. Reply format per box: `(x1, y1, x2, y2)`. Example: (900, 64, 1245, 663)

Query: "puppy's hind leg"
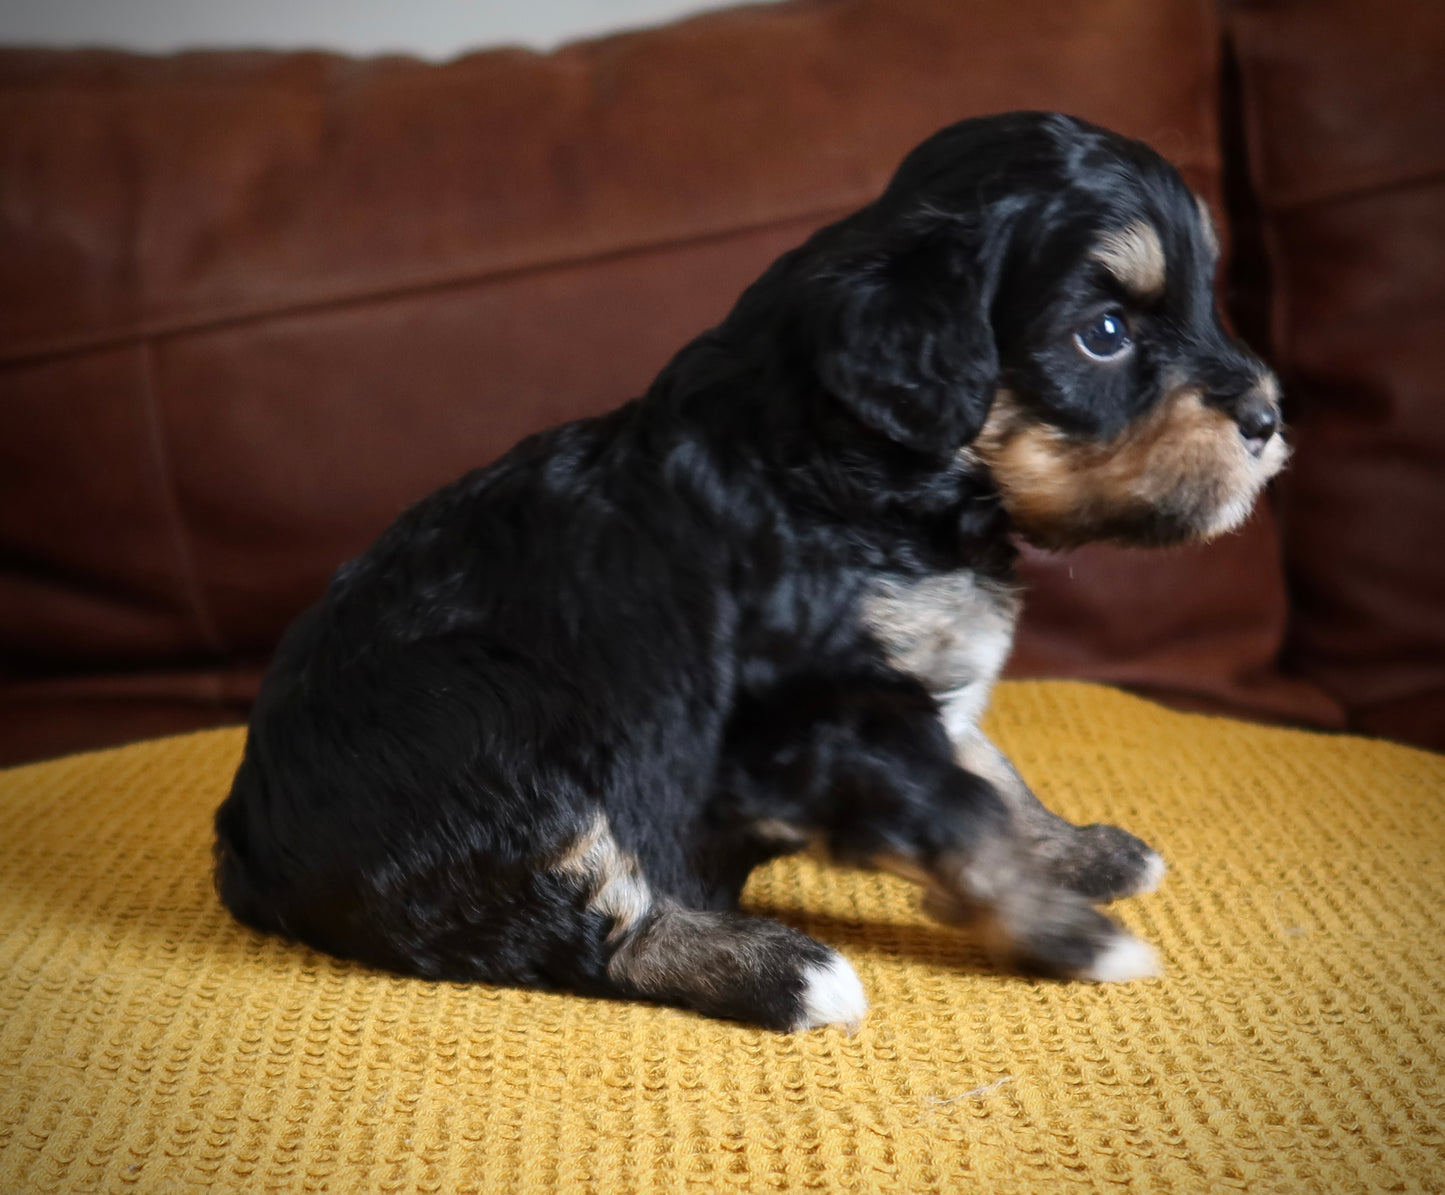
(555, 811, 865, 1031)
(607, 902, 868, 1033)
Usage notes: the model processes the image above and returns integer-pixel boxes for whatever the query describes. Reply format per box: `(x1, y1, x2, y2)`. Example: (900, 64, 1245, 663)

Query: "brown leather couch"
(2, 0, 1442, 766)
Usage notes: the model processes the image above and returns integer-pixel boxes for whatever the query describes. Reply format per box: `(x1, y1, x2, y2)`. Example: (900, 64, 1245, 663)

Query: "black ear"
(811, 227, 1000, 455)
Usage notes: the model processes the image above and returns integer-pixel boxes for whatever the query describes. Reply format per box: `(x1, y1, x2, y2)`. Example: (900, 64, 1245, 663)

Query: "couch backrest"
(0, 0, 1351, 762)
(1230, 0, 1445, 749)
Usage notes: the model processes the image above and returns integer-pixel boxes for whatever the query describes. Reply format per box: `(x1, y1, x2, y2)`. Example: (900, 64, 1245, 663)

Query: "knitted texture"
(1, 681, 1441, 1193)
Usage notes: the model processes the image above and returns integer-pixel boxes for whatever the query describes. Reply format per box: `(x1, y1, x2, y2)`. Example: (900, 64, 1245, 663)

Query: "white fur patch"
(793, 952, 868, 1033)
(1204, 418, 1291, 539)
(861, 571, 1019, 711)
(940, 683, 998, 745)
(1134, 851, 1168, 896)
(1083, 934, 1161, 983)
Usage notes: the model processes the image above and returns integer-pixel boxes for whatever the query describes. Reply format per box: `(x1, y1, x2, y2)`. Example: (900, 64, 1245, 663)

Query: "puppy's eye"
(1075, 311, 1132, 361)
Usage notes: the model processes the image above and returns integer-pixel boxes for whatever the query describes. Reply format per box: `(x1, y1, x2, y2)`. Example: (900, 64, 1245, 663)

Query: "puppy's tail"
(213, 779, 289, 937)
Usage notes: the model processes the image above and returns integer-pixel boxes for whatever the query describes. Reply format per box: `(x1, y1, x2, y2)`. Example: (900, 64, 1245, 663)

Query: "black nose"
(1235, 403, 1279, 456)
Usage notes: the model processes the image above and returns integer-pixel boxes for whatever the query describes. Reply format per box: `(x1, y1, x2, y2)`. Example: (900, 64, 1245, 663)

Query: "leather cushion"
(1230, 0, 1445, 749)
(0, 0, 1334, 763)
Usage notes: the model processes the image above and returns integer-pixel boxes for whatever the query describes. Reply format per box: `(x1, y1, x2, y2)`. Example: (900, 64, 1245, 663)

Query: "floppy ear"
(811, 228, 1000, 455)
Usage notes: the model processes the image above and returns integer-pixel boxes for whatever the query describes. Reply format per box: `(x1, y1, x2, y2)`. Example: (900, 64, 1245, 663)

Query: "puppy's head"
(803, 111, 1286, 548)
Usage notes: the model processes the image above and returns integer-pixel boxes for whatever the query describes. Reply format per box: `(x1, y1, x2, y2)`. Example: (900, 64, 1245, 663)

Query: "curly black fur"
(215, 112, 1284, 1031)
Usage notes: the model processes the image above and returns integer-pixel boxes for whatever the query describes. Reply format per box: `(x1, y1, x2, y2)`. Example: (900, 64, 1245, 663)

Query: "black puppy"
(215, 112, 1286, 1032)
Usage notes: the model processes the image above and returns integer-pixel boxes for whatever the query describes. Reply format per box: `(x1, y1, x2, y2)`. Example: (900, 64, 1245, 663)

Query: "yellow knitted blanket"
(2, 681, 1442, 1193)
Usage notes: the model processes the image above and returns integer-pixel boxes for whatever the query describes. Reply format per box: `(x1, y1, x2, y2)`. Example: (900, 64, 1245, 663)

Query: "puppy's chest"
(860, 570, 1020, 697)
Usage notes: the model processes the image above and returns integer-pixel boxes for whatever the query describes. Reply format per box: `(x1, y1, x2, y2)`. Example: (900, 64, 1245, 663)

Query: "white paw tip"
(795, 953, 868, 1033)
(1135, 851, 1167, 896)
(1084, 935, 1161, 984)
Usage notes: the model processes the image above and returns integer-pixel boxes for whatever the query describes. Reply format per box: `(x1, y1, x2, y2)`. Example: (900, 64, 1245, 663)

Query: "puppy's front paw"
(1081, 932, 1162, 983)
(1039, 823, 1166, 904)
(985, 886, 1162, 984)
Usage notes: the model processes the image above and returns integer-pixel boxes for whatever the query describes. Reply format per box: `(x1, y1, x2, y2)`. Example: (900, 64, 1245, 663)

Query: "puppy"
(215, 112, 1286, 1032)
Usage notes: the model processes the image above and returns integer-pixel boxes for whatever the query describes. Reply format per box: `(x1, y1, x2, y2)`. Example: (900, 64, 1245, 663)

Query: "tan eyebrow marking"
(1090, 220, 1166, 300)
(1194, 194, 1220, 259)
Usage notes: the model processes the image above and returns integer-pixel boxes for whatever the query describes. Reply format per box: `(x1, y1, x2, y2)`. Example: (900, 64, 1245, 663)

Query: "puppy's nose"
(1234, 398, 1279, 457)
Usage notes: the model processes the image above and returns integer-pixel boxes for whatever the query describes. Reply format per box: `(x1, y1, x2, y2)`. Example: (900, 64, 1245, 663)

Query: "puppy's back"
(212, 404, 741, 985)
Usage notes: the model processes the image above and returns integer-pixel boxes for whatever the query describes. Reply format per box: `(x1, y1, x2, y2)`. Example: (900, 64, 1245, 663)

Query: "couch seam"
(1261, 166, 1445, 216)
(0, 203, 871, 368)
(1, 135, 1226, 368)
(3, 155, 1207, 368)
(136, 339, 229, 661)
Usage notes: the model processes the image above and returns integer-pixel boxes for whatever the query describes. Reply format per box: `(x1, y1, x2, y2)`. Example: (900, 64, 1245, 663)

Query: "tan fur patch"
(553, 813, 652, 940)
(872, 851, 937, 888)
(973, 387, 1288, 547)
(1255, 372, 1281, 407)
(952, 730, 1027, 801)
(1091, 220, 1166, 300)
(749, 819, 814, 850)
(1194, 194, 1220, 260)
(877, 837, 1021, 929)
